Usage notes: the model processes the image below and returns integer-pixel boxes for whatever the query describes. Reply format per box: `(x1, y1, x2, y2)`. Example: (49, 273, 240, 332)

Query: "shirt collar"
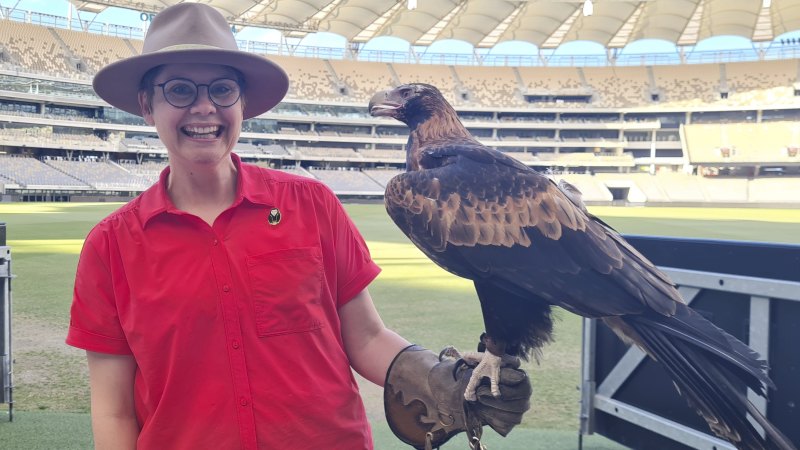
(237, 154, 274, 207)
(138, 153, 275, 227)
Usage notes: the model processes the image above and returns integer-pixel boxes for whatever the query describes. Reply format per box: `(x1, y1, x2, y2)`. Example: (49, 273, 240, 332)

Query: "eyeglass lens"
(160, 78, 241, 108)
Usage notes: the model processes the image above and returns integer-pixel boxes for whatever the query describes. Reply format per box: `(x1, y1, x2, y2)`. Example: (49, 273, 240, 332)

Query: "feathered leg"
(462, 281, 554, 401)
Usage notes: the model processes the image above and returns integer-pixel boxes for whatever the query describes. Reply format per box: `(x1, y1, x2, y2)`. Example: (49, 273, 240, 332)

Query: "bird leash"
(465, 401, 487, 450)
(420, 400, 487, 450)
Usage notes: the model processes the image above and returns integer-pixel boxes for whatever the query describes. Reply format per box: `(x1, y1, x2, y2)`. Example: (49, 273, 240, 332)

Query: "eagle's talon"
(463, 351, 504, 401)
(461, 350, 483, 366)
(439, 345, 462, 361)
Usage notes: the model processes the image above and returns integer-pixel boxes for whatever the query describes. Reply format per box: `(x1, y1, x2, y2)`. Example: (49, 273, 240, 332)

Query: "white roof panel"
(69, 0, 800, 49)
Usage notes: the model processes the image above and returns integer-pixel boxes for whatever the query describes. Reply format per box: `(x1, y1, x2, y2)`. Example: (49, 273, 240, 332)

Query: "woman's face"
(140, 63, 244, 170)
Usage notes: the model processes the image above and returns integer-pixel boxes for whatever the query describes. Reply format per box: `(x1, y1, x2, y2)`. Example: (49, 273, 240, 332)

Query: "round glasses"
(154, 78, 242, 109)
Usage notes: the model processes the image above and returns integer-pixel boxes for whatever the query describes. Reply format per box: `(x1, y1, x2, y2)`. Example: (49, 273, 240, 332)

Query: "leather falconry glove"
(384, 344, 531, 450)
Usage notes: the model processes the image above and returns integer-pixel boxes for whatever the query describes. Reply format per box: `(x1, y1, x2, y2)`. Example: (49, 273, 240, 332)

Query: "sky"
(3, 0, 800, 58)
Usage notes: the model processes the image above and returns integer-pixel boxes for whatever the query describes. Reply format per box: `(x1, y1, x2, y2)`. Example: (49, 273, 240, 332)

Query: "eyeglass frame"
(152, 77, 242, 109)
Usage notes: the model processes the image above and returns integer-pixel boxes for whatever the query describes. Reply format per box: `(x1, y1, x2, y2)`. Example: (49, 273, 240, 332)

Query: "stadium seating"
(583, 66, 651, 107)
(119, 160, 166, 185)
(269, 55, 340, 101)
(697, 178, 749, 203)
(504, 151, 539, 162)
(457, 65, 522, 106)
(652, 63, 721, 106)
(683, 121, 800, 164)
(257, 144, 290, 156)
(392, 62, 457, 101)
(1, 15, 799, 205)
(361, 169, 403, 187)
(307, 168, 384, 194)
(326, 59, 395, 100)
(647, 172, 708, 202)
(0, 18, 796, 112)
(0, 155, 88, 188)
(518, 66, 584, 93)
(724, 60, 798, 106)
(533, 152, 635, 167)
(295, 146, 362, 159)
(557, 174, 614, 202)
(0, 20, 80, 78)
(357, 149, 405, 160)
(44, 158, 149, 190)
(276, 166, 316, 178)
(53, 27, 138, 74)
(748, 178, 800, 203)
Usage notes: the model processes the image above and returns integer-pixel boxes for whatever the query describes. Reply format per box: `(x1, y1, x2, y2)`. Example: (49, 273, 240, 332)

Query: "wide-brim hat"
(93, 3, 288, 120)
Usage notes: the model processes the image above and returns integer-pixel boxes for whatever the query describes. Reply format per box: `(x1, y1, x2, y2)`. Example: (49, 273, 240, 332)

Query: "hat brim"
(93, 48, 289, 119)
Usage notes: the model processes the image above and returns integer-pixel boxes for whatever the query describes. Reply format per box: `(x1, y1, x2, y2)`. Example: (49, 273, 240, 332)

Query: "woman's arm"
(339, 288, 411, 386)
(86, 351, 139, 450)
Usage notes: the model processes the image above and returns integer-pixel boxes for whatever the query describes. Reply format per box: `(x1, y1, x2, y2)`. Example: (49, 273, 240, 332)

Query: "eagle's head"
(368, 83, 449, 128)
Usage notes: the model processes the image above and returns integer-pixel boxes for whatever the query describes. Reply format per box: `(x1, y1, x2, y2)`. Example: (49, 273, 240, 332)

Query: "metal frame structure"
(63, 0, 794, 50)
(1, 245, 12, 422)
(579, 236, 800, 450)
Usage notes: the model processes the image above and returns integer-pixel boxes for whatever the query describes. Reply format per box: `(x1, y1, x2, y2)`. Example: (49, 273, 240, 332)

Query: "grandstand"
(683, 121, 800, 167)
(307, 168, 384, 196)
(1, 4, 800, 205)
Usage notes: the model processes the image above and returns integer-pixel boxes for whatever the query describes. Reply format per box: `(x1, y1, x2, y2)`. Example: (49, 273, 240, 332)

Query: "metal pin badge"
(267, 207, 281, 225)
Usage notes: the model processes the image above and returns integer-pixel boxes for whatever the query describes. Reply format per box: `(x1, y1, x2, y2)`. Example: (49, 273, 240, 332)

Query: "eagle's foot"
(461, 350, 504, 401)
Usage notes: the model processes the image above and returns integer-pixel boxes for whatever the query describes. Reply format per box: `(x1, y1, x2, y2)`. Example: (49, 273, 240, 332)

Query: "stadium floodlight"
(583, 0, 594, 17)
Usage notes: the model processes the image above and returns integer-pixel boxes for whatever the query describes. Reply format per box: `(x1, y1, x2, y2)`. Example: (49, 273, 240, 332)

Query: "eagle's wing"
(385, 143, 682, 318)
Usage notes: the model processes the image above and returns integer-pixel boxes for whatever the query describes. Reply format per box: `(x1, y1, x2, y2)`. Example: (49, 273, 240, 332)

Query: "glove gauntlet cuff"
(384, 345, 473, 449)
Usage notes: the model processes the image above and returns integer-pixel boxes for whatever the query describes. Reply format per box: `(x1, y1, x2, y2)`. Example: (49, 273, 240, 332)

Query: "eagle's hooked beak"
(368, 89, 401, 117)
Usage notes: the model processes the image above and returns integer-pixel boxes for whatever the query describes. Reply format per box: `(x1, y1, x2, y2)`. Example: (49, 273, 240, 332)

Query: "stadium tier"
(683, 121, 800, 165)
(1, 14, 799, 204)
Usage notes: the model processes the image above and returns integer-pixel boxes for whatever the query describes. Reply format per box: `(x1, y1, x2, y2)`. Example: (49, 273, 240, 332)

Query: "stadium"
(0, 1, 799, 449)
(0, 1, 799, 205)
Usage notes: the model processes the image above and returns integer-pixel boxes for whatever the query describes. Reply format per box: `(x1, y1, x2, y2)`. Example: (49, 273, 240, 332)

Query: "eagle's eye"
(400, 88, 413, 99)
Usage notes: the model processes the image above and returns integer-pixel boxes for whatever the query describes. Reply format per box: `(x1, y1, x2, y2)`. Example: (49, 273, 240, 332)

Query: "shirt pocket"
(246, 247, 325, 337)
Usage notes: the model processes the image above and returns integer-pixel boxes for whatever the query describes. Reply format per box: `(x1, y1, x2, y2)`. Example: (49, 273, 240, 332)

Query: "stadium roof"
(68, 0, 800, 49)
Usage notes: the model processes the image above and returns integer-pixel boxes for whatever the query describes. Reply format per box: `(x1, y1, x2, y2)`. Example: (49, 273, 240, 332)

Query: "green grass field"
(0, 202, 798, 449)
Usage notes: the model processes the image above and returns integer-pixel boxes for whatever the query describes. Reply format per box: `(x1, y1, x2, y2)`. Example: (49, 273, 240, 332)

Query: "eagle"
(368, 83, 795, 450)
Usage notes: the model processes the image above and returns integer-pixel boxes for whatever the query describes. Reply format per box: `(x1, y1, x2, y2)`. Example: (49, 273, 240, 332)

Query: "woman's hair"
(138, 65, 247, 111)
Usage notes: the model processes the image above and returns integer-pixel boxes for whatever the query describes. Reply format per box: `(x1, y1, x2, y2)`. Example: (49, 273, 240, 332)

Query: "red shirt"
(67, 154, 381, 450)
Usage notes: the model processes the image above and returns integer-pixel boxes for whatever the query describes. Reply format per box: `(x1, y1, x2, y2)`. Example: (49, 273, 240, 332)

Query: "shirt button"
(232, 340, 240, 349)
(240, 397, 249, 407)
(223, 285, 230, 292)
(213, 239, 219, 246)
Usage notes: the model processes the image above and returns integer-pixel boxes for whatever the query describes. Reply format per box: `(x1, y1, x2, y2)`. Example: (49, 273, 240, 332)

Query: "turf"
(0, 411, 624, 450)
(0, 202, 798, 448)
(0, 411, 93, 449)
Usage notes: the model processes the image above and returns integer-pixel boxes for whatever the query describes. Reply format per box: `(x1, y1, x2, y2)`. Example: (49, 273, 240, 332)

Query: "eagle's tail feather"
(621, 306, 796, 450)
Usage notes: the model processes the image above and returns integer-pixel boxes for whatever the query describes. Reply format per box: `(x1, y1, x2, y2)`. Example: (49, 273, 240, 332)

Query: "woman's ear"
(138, 91, 155, 126)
